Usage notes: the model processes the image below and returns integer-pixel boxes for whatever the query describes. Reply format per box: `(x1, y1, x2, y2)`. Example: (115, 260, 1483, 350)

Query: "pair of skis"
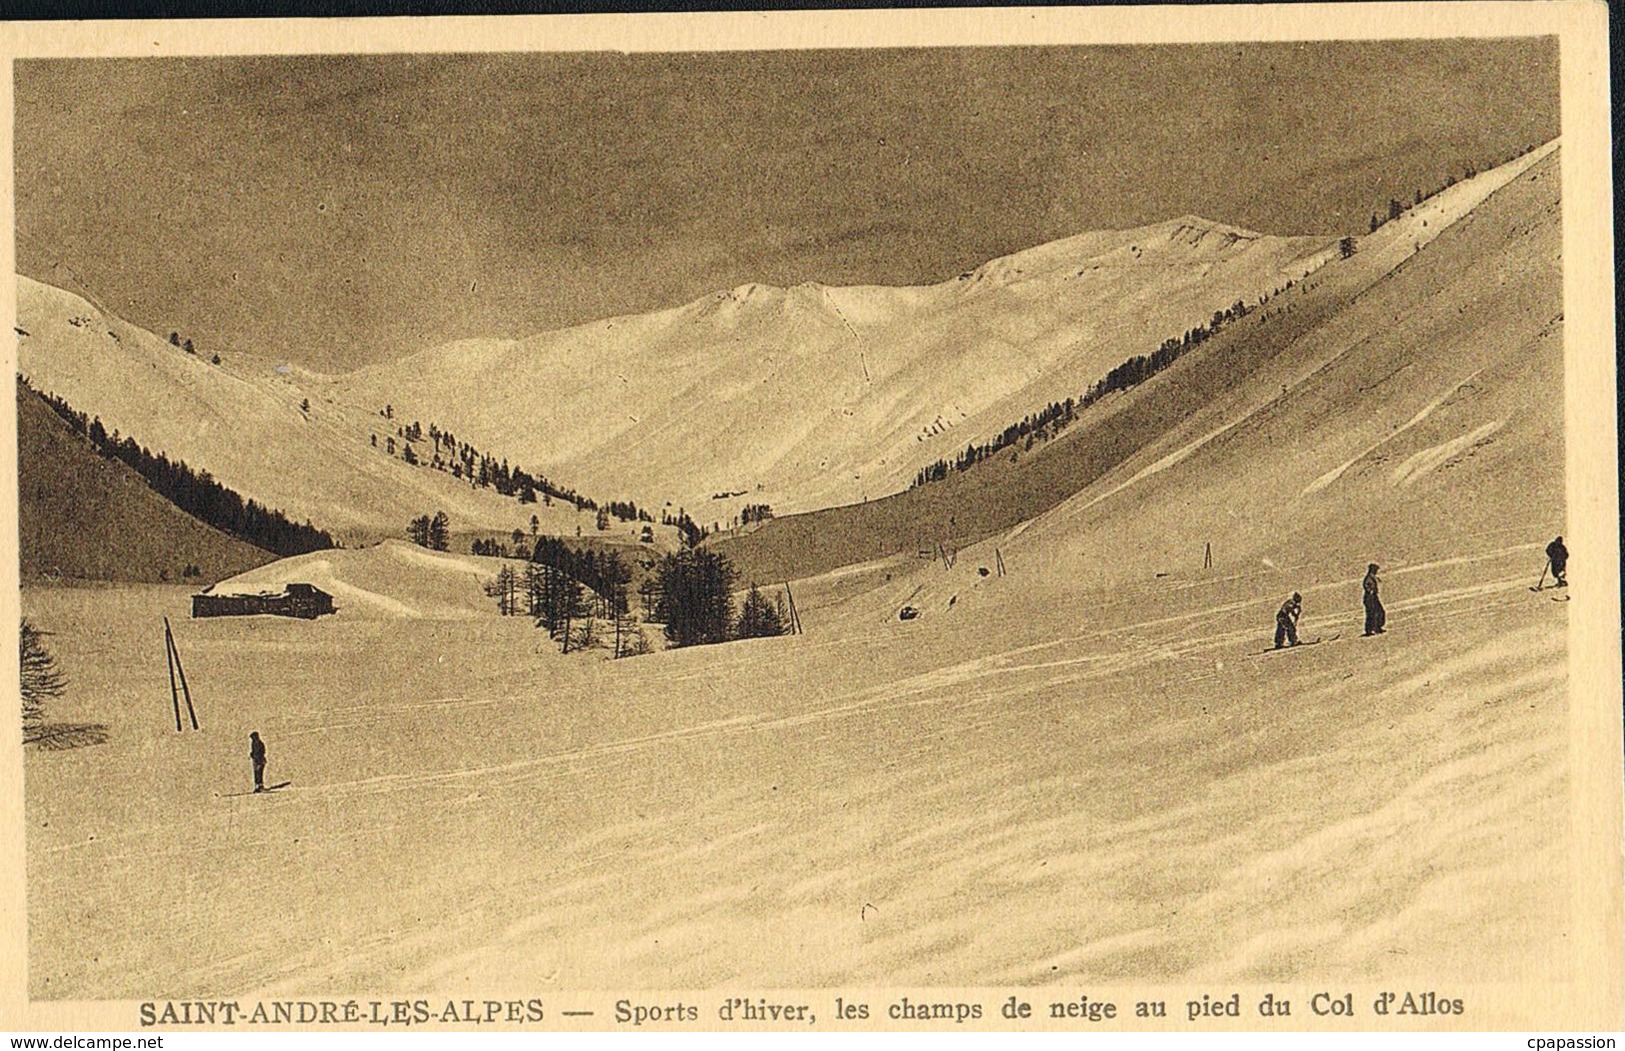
(1530, 559, 1570, 600)
(1256, 633, 1340, 656)
(217, 781, 293, 798)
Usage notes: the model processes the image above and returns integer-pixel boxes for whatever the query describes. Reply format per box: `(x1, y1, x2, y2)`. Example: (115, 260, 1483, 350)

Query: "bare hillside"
(15, 281, 654, 548)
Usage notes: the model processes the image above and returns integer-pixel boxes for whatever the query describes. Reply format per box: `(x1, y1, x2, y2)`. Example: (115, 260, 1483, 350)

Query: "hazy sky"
(15, 40, 1558, 371)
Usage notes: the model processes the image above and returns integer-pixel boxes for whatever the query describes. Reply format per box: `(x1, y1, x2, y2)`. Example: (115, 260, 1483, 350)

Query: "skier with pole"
(1544, 536, 1568, 589)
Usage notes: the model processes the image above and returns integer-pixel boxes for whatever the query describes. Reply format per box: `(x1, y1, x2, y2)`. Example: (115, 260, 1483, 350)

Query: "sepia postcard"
(1, 3, 1619, 1036)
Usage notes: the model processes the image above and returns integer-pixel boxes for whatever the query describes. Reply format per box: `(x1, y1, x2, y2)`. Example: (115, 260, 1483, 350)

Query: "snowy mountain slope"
(338, 216, 1341, 517)
(14, 281, 645, 547)
(707, 140, 1561, 585)
(846, 143, 1562, 631)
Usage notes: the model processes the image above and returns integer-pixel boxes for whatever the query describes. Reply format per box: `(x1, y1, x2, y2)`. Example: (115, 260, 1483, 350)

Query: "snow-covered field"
(22, 544, 1569, 998)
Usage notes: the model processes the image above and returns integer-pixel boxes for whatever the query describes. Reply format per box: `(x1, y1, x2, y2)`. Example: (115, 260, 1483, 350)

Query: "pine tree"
(490, 565, 517, 615)
(20, 619, 66, 733)
(523, 562, 545, 618)
(655, 549, 737, 647)
(429, 511, 450, 551)
(736, 584, 786, 639)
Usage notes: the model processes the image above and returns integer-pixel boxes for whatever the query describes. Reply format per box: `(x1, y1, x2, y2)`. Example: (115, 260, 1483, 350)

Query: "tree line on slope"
(29, 379, 336, 557)
(371, 404, 656, 526)
(1366, 141, 1544, 234)
(911, 297, 1263, 489)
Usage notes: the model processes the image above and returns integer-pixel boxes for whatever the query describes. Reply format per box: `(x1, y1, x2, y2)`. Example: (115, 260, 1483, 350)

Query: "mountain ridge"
(338, 211, 1343, 517)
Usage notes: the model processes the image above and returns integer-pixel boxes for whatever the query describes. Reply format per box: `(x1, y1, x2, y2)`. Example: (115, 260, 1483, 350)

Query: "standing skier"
(1362, 563, 1386, 636)
(1545, 536, 1568, 588)
(249, 731, 267, 793)
(1274, 592, 1303, 649)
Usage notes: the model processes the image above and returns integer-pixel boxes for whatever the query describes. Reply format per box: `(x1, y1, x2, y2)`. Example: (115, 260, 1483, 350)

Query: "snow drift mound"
(206, 540, 510, 620)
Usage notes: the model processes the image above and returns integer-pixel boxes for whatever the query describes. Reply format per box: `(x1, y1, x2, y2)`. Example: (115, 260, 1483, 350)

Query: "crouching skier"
(1275, 592, 1302, 649)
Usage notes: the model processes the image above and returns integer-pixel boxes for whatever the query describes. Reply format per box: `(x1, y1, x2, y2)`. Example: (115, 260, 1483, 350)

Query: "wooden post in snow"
(164, 618, 199, 730)
(163, 619, 182, 732)
(783, 581, 803, 636)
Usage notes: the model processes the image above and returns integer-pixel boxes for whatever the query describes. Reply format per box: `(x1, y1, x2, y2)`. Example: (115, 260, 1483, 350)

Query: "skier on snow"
(1362, 563, 1386, 636)
(1275, 592, 1303, 649)
(249, 731, 267, 793)
(1545, 536, 1568, 588)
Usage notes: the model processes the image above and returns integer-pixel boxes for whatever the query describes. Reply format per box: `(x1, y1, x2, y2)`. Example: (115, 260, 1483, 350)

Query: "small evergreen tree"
(20, 619, 66, 734)
(429, 511, 450, 551)
(492, 565, 517, 615)
(408, 514, 431, 547)
(736, 584, 786, 639)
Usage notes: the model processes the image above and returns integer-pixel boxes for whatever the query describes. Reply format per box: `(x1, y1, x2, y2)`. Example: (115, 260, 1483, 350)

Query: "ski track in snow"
(1390, 420, 1504, 486)
(1303, 370, 1483, 494)
(1006, 309, 1400, 544)
(36, 542, 1547, 886)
